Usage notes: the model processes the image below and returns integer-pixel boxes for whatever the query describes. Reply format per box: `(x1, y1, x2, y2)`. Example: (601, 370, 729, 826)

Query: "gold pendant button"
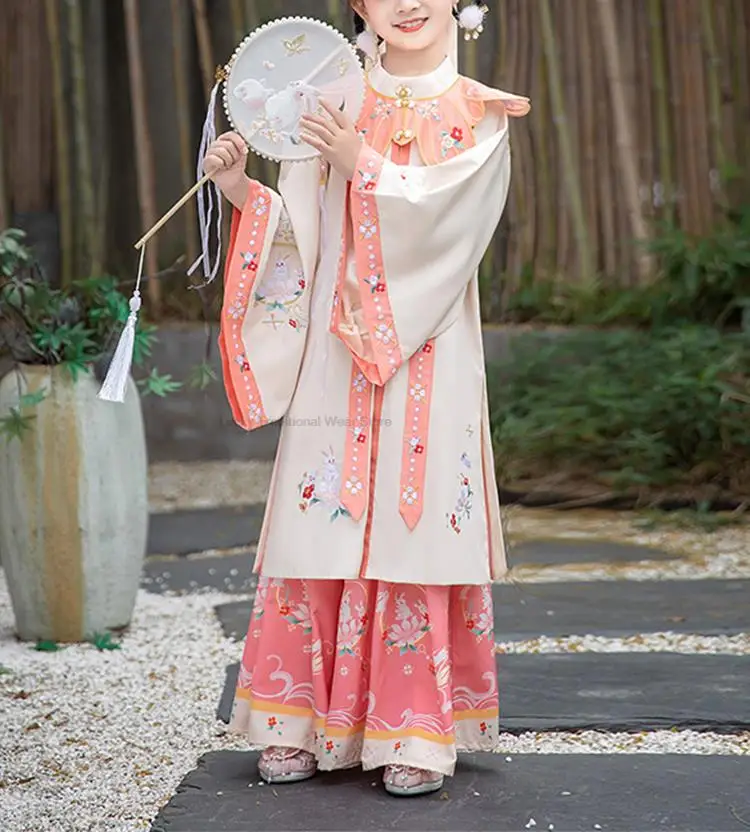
(393, 128, 415, 146)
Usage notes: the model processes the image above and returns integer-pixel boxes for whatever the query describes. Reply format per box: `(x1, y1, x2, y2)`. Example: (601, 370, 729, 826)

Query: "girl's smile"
(394, 17, 429, 33)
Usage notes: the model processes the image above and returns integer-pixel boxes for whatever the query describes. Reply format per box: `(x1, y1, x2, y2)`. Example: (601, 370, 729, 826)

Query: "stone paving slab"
(508, 538, 678, 567)
(142, 554, 257, 595)
(149, 751, 750, 831)
(213, 579, 750, 641)
(217, 653, 750, 732)
(147, 505, 265, 556)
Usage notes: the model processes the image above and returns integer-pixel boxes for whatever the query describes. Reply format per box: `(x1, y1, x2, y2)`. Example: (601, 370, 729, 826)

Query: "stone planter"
(0, 365, 148, 642)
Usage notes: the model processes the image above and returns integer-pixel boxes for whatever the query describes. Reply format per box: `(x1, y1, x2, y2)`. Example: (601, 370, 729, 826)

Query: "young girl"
(202, 0, 529, 797)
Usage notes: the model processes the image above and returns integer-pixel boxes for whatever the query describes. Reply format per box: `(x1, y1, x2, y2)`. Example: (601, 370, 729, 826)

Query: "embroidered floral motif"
(440, 127, 466, 157)
(409, 383, 426, 403)
(234, 353, 251, 372)
(383, 594, 431, 654)
(266, 715, 285, 736)
(462, 584, 494, 642)
(227, 298, 246, 320)
(401, 485, 419, 506)
(253, 258, 308, 332)
(336, 591, 369, 656)
(279, 598, 313, 635)
(297, 448, 352, 522)
(447, 452, 473, 534)
(252, 194, 269, 215)
(358, 216, 378, 238)
(415, 100, 441, 120)
(370, 98, 394, 119)
(240, 251, 259, 271)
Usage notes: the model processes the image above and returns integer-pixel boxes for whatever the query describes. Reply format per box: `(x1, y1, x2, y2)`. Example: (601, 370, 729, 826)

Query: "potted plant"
(0, 228, 182, 643)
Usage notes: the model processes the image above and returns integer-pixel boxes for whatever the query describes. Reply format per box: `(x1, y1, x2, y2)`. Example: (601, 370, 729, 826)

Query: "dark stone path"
(216, 653, 750, 733)
(143, 517, 748, 832)
(150, 752, 750, 832)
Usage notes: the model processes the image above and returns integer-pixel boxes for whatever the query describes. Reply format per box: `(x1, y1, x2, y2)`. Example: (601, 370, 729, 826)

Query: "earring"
(457, 2, 489, 41)
(355, 25, 380, 68)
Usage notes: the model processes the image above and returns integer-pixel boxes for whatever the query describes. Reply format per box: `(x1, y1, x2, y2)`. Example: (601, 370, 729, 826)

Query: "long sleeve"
(218, 179, 313, 430)
(331, 120, 512, 387)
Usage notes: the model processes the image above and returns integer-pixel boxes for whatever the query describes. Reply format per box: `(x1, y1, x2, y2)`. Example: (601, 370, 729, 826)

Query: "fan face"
(223, 17, 366, 163)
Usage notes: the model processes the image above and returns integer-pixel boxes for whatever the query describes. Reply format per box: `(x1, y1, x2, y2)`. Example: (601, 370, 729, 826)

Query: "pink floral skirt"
(228, 577, 499, 776)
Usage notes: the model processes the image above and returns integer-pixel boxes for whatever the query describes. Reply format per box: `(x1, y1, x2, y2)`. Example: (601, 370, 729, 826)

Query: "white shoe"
(383, 764, 444, 796)
(257, 746, 317, 784)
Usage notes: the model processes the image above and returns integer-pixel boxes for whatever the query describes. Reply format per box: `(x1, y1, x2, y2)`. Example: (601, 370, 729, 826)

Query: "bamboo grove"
(1, 0, 748, 321)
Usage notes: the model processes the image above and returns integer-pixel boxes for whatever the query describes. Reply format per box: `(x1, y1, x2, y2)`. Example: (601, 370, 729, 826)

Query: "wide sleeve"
(331, 120, 512, 387)
(218, 179, 312, 430)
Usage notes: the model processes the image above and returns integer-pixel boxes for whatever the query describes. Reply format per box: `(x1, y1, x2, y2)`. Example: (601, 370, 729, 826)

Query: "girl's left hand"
(299, 99, 362, 181)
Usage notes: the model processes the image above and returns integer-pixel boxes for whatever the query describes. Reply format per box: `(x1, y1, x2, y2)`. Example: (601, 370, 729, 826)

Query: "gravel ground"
(495, 632, 750, 655)
(2, 567, 749, 831)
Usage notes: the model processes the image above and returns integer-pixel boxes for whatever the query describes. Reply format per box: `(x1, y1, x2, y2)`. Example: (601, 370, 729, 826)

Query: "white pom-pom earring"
(457, 2, 489, 41)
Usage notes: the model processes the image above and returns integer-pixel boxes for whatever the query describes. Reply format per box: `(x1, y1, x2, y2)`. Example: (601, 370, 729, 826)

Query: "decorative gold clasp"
(215, 64, 229, 83)
(393, 128, 415, 146)
(395, 84, 414, 109)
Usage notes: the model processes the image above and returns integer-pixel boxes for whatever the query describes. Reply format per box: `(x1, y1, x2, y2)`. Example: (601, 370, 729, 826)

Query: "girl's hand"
(299, 99, 362, 181)
(203, 131, 250, 209)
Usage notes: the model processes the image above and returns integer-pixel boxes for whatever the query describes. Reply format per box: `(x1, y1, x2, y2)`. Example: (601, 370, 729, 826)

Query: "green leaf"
(187, 362, 218, 390)
(88, 632, 121, 651)
(137, 369, 183, 398)
(34, 640, 61, 652)
(0, 408, 36, 442)
(19, 389, 47, 409)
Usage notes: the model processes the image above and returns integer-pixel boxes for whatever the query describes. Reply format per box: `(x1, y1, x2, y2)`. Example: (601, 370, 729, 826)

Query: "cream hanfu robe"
(220, 58, 530, 776)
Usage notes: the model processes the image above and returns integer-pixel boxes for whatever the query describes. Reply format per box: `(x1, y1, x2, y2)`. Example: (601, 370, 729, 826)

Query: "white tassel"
(98, 246, 145, 403)
(188, 80, 224, 285)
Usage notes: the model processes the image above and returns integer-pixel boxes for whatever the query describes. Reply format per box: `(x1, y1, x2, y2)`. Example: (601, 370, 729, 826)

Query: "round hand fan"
(222, 16, 366, 162)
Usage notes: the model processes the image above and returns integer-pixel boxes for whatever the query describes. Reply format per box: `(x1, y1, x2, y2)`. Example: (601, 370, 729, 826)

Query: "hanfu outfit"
(219, 57, 529, 777)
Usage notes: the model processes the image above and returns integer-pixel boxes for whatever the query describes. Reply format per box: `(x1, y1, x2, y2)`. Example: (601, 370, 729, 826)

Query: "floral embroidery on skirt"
(229, 578, 499, 777)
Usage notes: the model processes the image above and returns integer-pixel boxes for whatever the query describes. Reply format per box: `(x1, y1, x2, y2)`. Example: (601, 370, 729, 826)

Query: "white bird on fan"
(234, 78, 320, 140)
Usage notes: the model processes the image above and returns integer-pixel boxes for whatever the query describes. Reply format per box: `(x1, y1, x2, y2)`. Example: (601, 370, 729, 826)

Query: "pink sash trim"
(399, 340, 436, 529)
(218, 182, 273, 430)
(348, 144, 403, 386)
(340, 365, 374, 521)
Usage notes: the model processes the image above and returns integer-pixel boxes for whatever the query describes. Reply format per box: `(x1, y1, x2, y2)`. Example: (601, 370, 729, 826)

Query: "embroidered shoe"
(257, 746, 317, 784)
(383, 764, 445, 796)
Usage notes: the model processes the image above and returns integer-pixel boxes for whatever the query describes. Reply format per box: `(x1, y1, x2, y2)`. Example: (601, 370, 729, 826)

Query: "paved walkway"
(142, 492, 750, 832)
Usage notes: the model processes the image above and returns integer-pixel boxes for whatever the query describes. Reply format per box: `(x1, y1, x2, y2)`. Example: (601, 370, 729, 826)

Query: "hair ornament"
(457, 2, 489, 41)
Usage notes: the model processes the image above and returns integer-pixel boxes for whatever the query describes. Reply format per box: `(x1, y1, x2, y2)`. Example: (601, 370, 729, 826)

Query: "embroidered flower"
(358, 216, 378, 239)
(297, 449, 351, 521)
(401, 486, 419, 506)
(440, 128, 466, 158)
(403, 664, 413, 676)
(227, 299, 246, 320)
(422, 343, 433, 354)
(374, 323, 395, 345)
(289, 319, 298, 329)
(298, 278, 306, 289)
(248, 403, 263, 424)
(363, 272, 380, 292)
(267, 716, 278, 728)
(241, 251, 258, 271)
(326, 740, 334, 752)
(234, 354, 251, 372)
(451, 126, 464, 142)
(345, 476, 363, 496)
(480, 721, 488, 735)
(447, 454, 473, 533)
(252, 195, 269, 215)
(409, 383, 426, 403)
(394, 741, 402, 751)
(352, 373, 368, 394)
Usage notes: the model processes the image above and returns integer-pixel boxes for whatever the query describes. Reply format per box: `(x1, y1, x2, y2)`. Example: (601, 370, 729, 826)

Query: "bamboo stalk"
(230, 0, 246, 42)
(539, 0, 594, 284)
(326, 0, 343, 29)
(595, 0, 652, 282)
(170, 0, 199, 265)
(700, 0, 726, 178)
(648, 0, 674, 223)
(44, 0, 74, 287)
(0, 76, 8, 231)
(123, 0, 161, 311)
(66, 0, 101, 276)
(192, 0, 216, 99)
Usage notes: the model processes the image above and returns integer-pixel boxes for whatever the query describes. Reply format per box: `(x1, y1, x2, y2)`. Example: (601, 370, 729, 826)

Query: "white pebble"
(0, 570, 251, 830)
(525, 820, 536, 829)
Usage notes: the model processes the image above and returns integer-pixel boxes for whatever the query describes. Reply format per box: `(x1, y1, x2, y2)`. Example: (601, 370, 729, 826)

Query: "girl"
(202, 0, 529, 797)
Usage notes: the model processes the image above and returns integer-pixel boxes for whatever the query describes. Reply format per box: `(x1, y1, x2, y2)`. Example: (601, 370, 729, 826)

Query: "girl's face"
(354, 0, 456, 53)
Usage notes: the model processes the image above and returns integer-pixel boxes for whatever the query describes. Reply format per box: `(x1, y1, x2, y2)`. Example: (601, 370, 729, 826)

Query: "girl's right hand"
(204, 131, 248, 183)
(203, 131, 250, 208)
